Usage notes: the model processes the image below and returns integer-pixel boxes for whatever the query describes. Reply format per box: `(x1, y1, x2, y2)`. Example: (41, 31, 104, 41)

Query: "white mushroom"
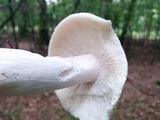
(0, 13, 128, 120)
(48, 13, 128, 120)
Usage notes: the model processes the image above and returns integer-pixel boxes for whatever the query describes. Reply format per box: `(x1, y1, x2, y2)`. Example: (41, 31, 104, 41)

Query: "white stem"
(0, 48, 99, 95)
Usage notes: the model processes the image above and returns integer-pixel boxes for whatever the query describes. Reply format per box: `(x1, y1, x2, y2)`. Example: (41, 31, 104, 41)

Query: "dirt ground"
(0, 40, 160, 120)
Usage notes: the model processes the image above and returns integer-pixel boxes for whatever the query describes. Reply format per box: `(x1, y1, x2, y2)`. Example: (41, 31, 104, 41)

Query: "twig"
(7, 39, 15, 48)
(0, 0, 24, 29)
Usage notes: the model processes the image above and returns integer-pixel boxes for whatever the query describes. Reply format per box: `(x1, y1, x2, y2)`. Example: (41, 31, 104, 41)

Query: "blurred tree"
(18, 0, 30, 36)
(71, 0, 81, 13)
(120, 0, 137, 44)
(0, 0, 23, 30)
(104, 0, 112, 19)
(37, 0, 49, 46)
(0, 0, 159, 47)
(8, 0, 18, 48)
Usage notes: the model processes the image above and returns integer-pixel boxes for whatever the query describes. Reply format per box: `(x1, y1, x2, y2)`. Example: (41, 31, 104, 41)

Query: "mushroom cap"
(48, 13, 128, 120)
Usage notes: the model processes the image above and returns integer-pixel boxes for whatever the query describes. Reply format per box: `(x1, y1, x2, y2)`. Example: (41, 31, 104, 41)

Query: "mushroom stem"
(0, 48, 99, 96)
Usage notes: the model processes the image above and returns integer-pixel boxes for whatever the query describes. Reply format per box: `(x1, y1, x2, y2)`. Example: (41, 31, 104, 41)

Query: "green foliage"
(155, 80, 160, 86)
(8, 112, 17, 119)
(0, 98, 24, 119)
(0, 0, 160, 46)
(66, 111, 79, 120)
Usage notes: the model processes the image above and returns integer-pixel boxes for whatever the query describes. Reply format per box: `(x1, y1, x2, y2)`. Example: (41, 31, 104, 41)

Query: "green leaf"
(155, 80, 160, 86)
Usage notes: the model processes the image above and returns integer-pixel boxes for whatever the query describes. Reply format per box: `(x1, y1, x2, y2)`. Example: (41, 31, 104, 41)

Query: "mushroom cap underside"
(48, 13, 128, 120)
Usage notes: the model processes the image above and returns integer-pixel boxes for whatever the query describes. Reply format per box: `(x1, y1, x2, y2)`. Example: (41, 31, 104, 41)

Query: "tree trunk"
(8, 0, 21, 48)
(120, 0, 137, 44)
(71, 0, 81, 14)
(37, 0, 49, 46)
(104, 0, 112, 19)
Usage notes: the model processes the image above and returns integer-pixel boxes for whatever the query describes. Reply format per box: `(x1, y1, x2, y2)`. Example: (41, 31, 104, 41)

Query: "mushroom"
(0, 49, 98, 95)
(0, 13, 128, 120)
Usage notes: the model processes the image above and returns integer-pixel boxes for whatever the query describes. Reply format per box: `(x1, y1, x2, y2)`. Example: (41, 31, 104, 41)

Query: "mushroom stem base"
(0, 48, 99, 95)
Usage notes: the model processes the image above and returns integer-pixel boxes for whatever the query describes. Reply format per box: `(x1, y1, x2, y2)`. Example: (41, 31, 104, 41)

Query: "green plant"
(155, 80, 160, 86)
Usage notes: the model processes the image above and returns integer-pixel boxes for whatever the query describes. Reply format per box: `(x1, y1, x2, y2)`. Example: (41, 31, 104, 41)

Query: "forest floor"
(0, 40, 160, 120)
